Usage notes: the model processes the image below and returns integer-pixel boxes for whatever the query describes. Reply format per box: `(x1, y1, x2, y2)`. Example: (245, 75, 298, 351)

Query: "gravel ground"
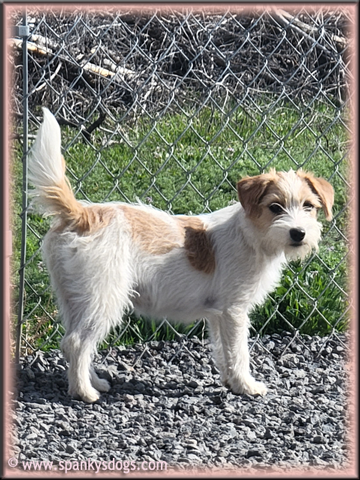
(9, 332, 351, 474)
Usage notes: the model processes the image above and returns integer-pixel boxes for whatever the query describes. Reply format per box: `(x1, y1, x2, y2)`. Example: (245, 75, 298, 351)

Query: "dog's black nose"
(290, 228, 306, 243)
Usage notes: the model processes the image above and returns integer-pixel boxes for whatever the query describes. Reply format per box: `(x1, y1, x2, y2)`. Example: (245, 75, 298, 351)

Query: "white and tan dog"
(28, 108, 334, 403)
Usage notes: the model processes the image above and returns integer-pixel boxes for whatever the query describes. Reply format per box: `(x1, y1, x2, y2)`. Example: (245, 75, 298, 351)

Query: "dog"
(28, 108, 334, 403)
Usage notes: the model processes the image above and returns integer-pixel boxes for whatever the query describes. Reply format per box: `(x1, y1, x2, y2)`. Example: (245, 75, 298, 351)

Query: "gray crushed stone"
(9, 332, 351, 473)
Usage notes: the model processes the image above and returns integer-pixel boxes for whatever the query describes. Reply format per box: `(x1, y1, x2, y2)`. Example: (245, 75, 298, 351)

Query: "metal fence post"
(15, 10, 29, 364)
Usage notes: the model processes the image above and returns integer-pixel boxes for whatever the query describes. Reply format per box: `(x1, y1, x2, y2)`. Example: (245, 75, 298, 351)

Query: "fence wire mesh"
(9, 6, 353, 361)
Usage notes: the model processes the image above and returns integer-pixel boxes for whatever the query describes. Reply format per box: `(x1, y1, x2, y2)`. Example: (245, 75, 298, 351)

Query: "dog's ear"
(297, 170, 334, 221)
(237, 173, 276, 217)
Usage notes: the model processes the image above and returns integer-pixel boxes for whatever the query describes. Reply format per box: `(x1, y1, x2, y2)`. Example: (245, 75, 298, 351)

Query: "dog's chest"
(246, 256, 285, 307)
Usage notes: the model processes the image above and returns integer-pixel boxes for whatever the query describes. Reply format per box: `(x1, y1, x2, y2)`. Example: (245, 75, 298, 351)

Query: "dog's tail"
(28, 108, 84, 224)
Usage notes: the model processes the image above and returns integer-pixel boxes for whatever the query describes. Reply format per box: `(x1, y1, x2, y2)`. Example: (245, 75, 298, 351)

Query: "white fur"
(28, 108, 328, 403)
(28, 108, 64, 215)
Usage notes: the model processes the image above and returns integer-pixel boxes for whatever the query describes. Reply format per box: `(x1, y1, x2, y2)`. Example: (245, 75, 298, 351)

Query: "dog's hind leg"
(58, 285, 127, 403)
(61, 326, 103, 403)
(45, 231, 134, 401)
(90, 366, 110, 393)
(59, 281, 133, 403)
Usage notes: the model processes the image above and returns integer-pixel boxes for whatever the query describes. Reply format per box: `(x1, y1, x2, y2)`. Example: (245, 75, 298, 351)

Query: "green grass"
(11, 96, 350, 353)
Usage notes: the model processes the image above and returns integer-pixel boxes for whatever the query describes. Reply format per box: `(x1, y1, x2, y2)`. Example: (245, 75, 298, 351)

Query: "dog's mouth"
(285, 242, 312, 261)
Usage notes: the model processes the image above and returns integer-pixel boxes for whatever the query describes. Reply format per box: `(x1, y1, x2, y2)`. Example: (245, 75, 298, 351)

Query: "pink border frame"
(2, 3, 358, 478)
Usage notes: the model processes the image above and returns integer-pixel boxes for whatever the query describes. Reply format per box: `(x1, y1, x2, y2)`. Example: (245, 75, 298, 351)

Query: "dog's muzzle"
(290, 227, 306, 245)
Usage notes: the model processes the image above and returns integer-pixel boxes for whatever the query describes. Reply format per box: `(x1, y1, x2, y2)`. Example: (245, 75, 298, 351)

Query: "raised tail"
(28, 108, 84, 224)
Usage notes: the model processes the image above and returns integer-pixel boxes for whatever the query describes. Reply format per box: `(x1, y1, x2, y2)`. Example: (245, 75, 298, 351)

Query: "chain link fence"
(9, 6, 353, 362)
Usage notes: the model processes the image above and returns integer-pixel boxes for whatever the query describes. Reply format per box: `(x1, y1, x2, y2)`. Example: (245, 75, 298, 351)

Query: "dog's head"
(237, 169, 334, 260)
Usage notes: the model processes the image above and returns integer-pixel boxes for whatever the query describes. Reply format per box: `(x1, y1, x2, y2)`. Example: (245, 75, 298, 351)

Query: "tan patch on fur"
(75, 204, 115, 234)
(120, 205, 183, 255)
(47, 177, 115, 235)
(120, 206, 215, 273)
(176, 216, 216, 274)
(175, 215, 205, 232)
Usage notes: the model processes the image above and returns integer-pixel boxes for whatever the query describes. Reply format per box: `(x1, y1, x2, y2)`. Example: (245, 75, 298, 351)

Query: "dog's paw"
(229, 377, 267, 396)
(90, 368, 111, 392)
(69, 386, 101, 403)
(243, 380, 267, 396)
(93, 378, 111, 393)
(83, 391, 101, 403)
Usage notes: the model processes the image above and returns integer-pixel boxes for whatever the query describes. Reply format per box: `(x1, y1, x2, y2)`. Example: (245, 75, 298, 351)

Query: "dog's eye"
(269, 204, 284, 215)
(303, 202, 315, 211)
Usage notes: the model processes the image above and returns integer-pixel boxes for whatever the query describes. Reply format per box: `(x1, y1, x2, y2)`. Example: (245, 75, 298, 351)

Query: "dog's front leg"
(207, 316, 229, 386)
(218, 310, 267, 396)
